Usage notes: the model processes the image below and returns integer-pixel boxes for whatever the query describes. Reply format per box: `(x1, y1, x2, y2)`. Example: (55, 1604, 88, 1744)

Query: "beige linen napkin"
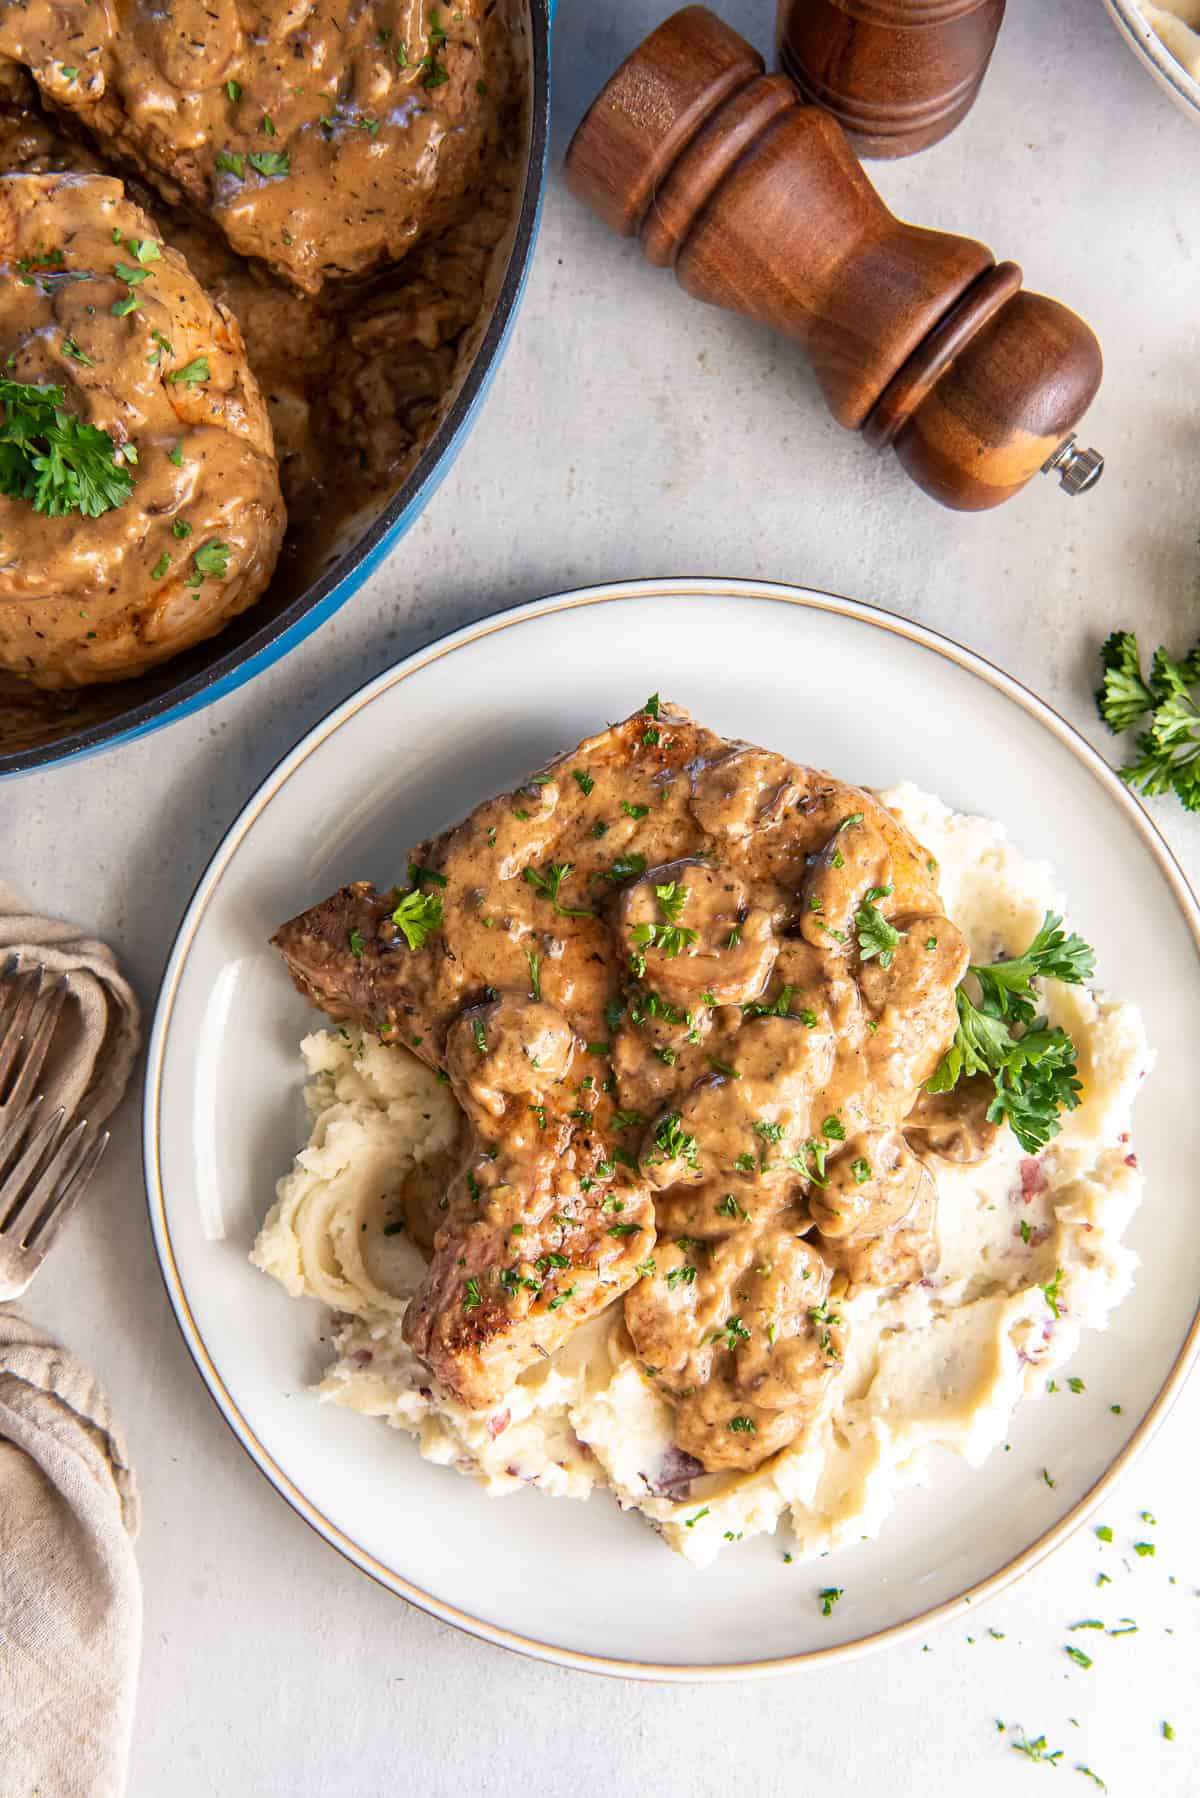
(0, 885, 143, 1797)
(0, 880, 141, 1129)
(0, 1309, 141, 1798)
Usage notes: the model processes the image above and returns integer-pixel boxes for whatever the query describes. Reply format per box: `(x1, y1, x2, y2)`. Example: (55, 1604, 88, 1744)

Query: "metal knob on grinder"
(564, 4, 1104, 513)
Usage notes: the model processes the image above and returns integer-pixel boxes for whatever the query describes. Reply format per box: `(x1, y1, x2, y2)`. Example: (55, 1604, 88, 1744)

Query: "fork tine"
(0, 967, 42, 1098)
(0, 1091, 46, 1180)
(2, 977, 69, 1119)
(0, 1103, 64, 1231)
(22, 1126, 109, 1258)
(1, 1116, 88, 1244)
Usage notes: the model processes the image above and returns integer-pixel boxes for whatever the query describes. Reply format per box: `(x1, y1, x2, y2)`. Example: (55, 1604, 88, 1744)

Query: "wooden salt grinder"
(564, 5, 1103, 512)
(776, 0, 1007, 159)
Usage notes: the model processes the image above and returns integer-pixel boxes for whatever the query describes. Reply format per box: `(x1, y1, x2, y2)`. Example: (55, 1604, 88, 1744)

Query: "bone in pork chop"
(272, 702, 969, 1469)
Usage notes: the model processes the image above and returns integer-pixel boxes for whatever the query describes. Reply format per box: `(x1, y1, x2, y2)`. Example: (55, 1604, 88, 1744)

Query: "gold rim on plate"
(144, 577, 1200, 1682)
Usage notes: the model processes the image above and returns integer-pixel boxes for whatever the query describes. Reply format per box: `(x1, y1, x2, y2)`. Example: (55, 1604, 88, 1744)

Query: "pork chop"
(273, 702, 969, 1465)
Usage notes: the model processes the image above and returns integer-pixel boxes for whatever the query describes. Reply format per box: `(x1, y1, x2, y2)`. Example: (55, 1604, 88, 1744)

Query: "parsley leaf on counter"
(1097, 629, 1200, 809)
(1011, 1730, 1063, 1767)
(0, 379, 133, 518)
(926, 911, 1094, 1155)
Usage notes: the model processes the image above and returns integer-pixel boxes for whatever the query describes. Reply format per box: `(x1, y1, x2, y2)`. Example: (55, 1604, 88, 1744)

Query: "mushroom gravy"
(273, 701, 991, 1474)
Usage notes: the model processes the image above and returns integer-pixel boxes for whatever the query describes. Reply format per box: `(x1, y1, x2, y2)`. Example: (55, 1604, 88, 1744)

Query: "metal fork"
(0, 958, 109, 1300)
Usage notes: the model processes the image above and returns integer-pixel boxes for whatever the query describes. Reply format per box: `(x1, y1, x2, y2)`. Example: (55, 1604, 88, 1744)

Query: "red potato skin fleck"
(487, 1408, 510, 1439)
(1019, 1157, 1047, 1201)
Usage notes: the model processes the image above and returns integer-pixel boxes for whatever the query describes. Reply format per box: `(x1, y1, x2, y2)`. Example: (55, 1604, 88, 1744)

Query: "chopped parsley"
(654, 881, 689, 922)
(629, 917, 696, 970)
(523, 861, 593, 918)
(1011, 1731, 1063, 1766)
(0, 378, 133, 518)
(717, 1192, 747, 1220)
(855, 883, 902, 967)
(728, 1416, 757, 1435)
(665, 1263, 696, 1289)
(547, 1285, 577, 1311)
(647, 1111, 698, 1168)
(349, 928, 365, 959)
(248, 150, 291, 177)
(1041, 1266, 1064, 1319)
(1064, 1645, 1093, 1670)
(193, 540, 230, 578)
(707, 1315, 751, 1351)
(599, 852, 647, 886)
(572, 769, 594, 796)
(818, 1587, 843, 1615)
(850, 1157, 871, 1184)
(391, 887, 444, 950)
(150, 552, 171, 579)
(621, 800, 650, 820)
(166, 357, 210, 387)
(526, 947, 540, 1000)
(471, 1018, 487, 1055)
(462, 1278, 482, 1311)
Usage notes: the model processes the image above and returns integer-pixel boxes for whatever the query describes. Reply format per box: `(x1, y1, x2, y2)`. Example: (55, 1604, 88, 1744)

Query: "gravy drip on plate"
(274, 704, 977, 1475)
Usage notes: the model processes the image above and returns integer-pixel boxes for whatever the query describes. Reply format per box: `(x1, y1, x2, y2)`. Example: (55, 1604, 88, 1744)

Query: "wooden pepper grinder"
(777, 0, 1007, 159)
(564, 5, 1103, 512)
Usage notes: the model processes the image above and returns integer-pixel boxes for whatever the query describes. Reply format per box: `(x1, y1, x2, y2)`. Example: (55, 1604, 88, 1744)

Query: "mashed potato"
(252, 786, 1150, 1566)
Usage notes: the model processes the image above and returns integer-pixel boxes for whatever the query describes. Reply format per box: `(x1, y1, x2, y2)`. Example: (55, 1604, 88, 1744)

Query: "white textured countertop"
(4, 0, 1199, 1791)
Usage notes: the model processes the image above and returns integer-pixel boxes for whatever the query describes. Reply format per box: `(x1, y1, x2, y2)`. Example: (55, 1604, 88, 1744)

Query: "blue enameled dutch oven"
(0, 0, 553, 779)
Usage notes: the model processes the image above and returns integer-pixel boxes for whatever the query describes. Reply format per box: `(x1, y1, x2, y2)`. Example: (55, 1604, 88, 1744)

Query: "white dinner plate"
(145, 578, 1200, 1680)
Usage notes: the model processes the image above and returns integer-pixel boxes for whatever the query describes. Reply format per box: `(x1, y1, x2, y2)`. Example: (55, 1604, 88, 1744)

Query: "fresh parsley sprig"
(928, 912, 1095, 1155)
(1097, 629, 1200, 810)
(0, 378, 133, 517)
